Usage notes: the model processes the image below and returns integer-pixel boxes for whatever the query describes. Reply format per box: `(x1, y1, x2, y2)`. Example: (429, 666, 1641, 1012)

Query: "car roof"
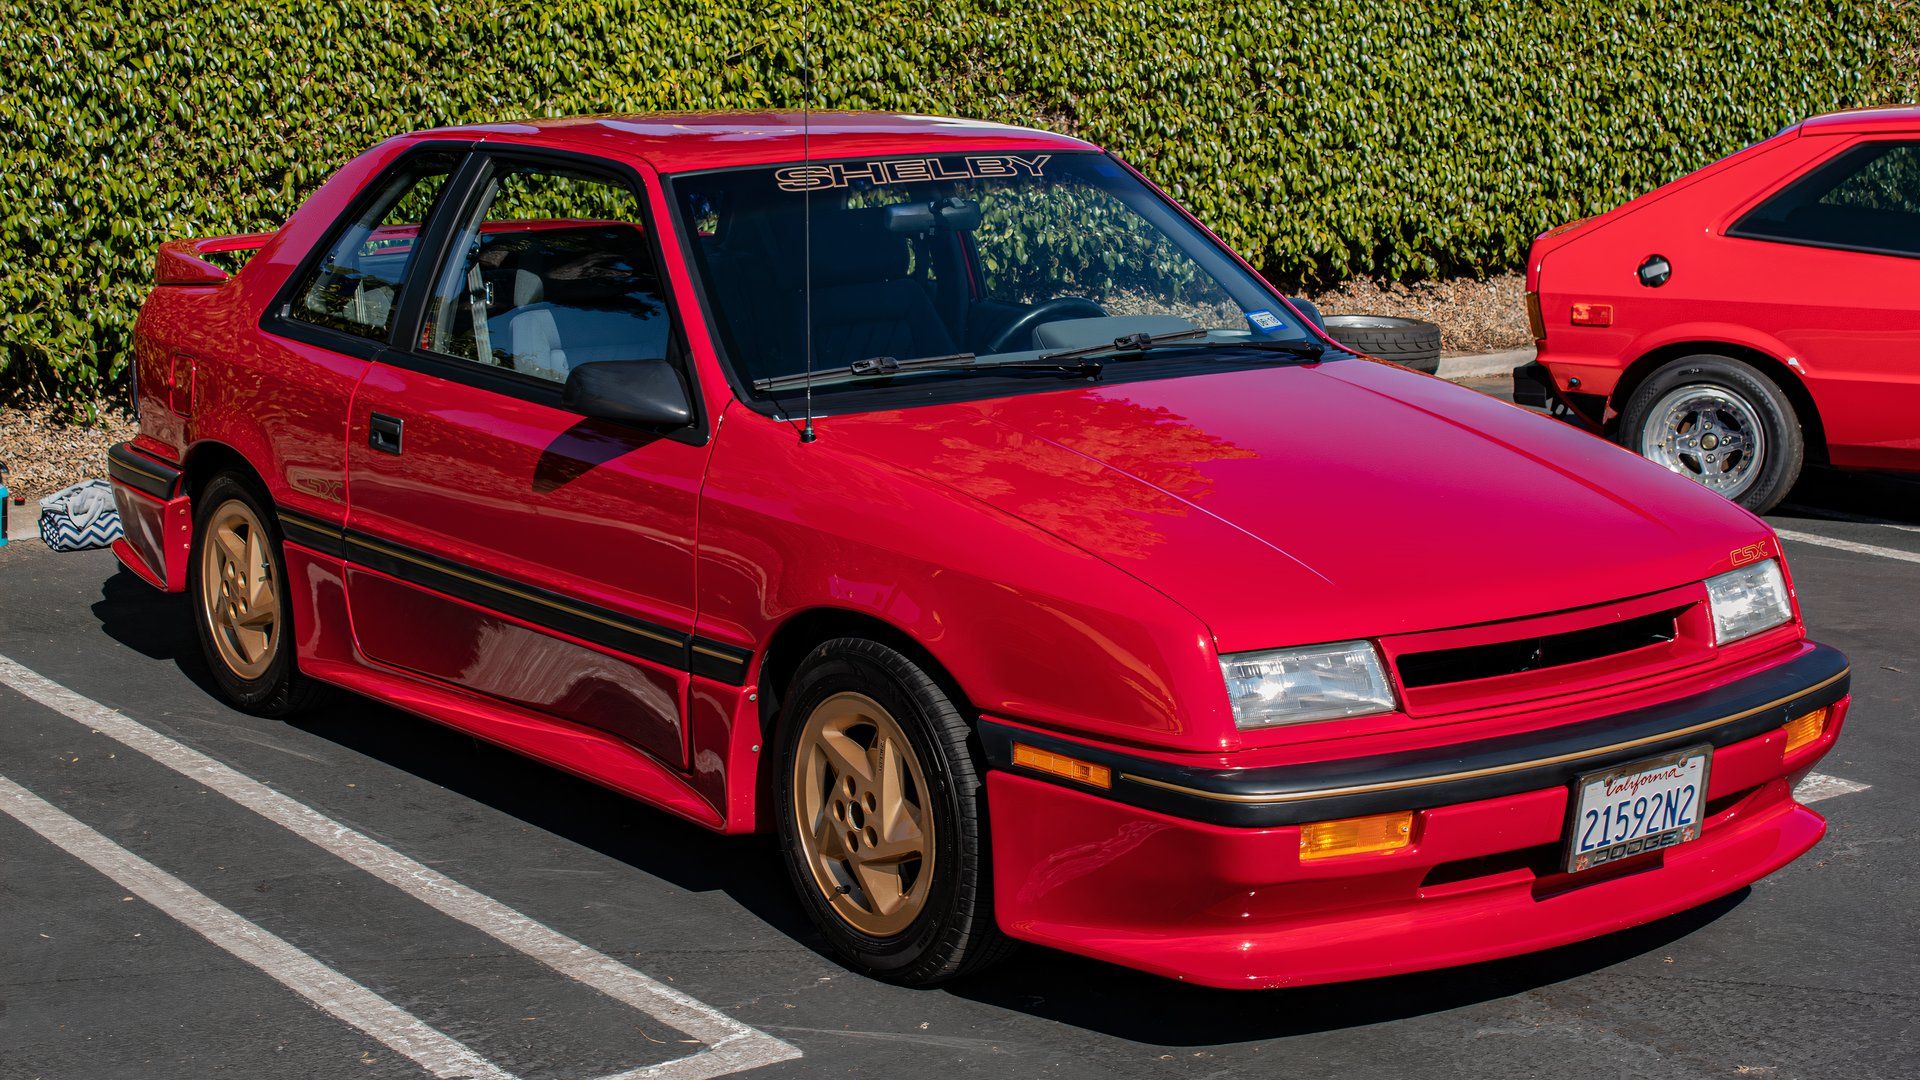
(1796, 105, 1920, 135)
(409, 111, 1099, 172)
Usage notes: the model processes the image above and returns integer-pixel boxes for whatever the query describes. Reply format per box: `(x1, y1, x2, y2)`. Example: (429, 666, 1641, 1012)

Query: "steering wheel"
(985, 296, 1109, 353)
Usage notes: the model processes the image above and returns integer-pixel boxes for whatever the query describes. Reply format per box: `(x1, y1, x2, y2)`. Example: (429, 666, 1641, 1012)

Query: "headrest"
(511, 268, 543, 308)
(807, 208, 909, 287)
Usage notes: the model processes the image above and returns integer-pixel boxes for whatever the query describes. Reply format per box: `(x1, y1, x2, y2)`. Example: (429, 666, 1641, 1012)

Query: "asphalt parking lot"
(3, 378, 1916, 1080)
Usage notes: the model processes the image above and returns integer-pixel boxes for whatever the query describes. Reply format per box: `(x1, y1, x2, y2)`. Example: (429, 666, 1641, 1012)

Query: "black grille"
(1397, 607, 1686, 690)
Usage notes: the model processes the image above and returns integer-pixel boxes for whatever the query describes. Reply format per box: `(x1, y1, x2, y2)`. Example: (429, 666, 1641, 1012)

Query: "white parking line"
(1795, 772, 1872, 804)
(1774, 528, 1920, 566)
(0, 655, 800, 1079)
(0, 773, 512, 1080)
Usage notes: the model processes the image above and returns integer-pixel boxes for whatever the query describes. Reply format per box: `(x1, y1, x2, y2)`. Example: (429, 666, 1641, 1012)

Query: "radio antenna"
(798, 0, 817, 444)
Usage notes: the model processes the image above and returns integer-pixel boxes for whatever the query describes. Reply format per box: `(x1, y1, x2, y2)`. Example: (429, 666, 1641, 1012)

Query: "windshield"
(670, 151, 1324, 405)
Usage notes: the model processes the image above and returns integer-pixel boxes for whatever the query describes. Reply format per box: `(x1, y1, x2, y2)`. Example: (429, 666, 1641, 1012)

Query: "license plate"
(1566, 746, 1711, 873)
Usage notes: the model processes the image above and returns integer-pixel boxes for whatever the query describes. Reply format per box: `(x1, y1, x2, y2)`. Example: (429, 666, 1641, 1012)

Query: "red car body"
(110, 113, 1849, 989)
(1528, 106, 1920, 479)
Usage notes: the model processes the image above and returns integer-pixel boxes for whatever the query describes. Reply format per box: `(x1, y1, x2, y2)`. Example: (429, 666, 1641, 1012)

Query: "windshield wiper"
(1036, 328, 1209, 361)
(753, 352, 1104, 392)
(1038, 329, 1329, 363)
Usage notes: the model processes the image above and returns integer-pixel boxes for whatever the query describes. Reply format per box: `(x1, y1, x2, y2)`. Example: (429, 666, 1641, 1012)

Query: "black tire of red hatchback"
(1321, 314, 1442, 373)
(1619, 355, 1804, 514)
(188, 473, 325, 717)
(775, 638, 1015, 986)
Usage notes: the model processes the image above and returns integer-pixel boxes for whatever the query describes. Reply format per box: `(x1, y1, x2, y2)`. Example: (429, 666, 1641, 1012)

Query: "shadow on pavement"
(944, 891, 1744, 1044)
(84, 563, 814, 941)
(84, 560, 1751, 1044)
(89, 565, 232, 703)
(1776, 466, 1920, 527)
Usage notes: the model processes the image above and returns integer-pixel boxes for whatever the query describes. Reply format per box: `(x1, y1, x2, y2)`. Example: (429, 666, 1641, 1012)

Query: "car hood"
(825, 359, 1771, 650)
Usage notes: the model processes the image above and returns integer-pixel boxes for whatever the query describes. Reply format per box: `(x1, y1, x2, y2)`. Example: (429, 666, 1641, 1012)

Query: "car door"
(1721, 135, 1920, 470)
(342, 149, 710, 768)
(248, 145, 463, 534)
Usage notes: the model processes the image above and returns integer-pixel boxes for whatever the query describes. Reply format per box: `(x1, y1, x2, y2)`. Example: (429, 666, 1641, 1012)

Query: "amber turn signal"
(1011, 743, 1112, 789)
(1299, 810, 1414, 861)
(1525, 291, 1546, 340)
(1782, 706, 1830, 755)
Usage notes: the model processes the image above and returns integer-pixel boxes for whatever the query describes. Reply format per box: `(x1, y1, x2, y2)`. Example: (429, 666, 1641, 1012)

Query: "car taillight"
(1570, 302, 1613, 327)
(1525, 291, 1546, 340)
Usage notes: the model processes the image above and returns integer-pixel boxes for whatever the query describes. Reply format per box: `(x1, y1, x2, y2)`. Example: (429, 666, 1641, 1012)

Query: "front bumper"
(981, 643, 1848, 988)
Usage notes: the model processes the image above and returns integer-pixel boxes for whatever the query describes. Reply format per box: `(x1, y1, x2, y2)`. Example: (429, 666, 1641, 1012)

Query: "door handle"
(369, 413, 403, 455)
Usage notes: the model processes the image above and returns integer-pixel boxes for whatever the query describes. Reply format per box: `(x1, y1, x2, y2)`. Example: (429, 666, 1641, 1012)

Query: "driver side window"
(421, 161, 672, 383)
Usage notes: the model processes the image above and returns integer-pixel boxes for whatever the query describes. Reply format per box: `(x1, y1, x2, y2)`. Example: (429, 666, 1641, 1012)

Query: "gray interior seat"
(799, 209, 958, 365)
(489, 233, 671, 382)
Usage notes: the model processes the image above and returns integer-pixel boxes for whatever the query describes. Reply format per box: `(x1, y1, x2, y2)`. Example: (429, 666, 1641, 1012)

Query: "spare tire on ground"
(1321, 315, 1442, 374)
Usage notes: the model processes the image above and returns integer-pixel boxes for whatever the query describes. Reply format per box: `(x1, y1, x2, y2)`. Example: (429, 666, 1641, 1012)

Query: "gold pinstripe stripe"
(278, 512, 344, 539)
(346, 533, 684, 650)
(1121, 667, 1849, 805)
(690, 643, 748, 663)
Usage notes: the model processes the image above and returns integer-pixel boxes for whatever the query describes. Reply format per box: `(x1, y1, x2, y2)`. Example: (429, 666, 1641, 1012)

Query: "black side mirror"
(1285, 296, 1327, 331)
(562, 360, 693, 429)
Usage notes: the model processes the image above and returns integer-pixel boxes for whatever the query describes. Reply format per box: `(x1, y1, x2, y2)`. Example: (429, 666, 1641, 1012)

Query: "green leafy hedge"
(2, 0, 1908, 399)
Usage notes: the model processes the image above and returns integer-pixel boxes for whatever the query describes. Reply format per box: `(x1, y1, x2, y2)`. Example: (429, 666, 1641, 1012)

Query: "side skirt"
(302, 654, 730, 832)
(281, 539, 759, 834)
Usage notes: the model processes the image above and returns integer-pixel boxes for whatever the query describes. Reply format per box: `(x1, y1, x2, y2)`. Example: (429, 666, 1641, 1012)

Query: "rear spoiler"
(153, 232, 278, 285)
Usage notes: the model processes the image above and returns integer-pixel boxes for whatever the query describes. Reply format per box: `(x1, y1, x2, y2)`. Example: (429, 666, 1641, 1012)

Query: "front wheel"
(775, 638, 1013, 985)
(1619, 355, 1804, 513)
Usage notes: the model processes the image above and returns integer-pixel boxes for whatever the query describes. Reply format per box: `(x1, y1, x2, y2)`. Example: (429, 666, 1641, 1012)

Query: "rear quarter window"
(1729, 140, 1920, 258)
(286, 153, 460, 340)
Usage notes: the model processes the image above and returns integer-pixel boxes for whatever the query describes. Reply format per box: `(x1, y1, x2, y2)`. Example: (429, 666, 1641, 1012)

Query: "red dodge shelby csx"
(109, 113, 1849, 989)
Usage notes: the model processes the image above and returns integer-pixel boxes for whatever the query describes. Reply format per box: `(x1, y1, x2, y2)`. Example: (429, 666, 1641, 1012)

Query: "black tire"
(1321, 314, 1442, 373)
(188, 473, 325, 717)
(774, 638, 1014, 986)
(1618, 354, 1804, 514)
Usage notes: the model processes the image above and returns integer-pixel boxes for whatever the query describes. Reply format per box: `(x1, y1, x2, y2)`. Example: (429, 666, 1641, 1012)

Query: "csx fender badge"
(1729, 542, 1769, 567)
(774, 154, 1051, 191)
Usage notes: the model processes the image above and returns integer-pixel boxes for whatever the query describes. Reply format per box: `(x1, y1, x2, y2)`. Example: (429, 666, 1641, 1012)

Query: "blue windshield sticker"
(1245, 309, 1286, 334)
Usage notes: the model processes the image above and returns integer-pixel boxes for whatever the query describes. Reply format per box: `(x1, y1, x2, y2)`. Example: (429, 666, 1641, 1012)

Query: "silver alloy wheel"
(1637, 383, 1767, 499)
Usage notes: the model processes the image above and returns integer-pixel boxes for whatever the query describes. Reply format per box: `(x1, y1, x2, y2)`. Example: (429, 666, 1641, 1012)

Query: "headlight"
(1705, 558, 1793, 645)
(1220, 640, 1396, 729)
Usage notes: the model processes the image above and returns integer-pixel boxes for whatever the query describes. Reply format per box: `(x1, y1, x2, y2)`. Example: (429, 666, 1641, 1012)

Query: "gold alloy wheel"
(791, 691, 936, 937)
(199, 498, 281, 681)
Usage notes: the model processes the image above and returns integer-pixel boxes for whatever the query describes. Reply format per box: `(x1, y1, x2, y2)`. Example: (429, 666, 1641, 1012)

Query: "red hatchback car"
(1524, 105, 1920, 512)
(110, 113, 1849, 989)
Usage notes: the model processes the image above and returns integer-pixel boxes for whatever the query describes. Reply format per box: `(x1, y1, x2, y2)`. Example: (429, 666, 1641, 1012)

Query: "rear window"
(1729, 140, 1920, 258)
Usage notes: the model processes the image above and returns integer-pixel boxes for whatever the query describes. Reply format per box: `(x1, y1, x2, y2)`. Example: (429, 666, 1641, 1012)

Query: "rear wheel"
(1620, 355, 1803, 513)
(189, 474, 323, 716)
(775, 638, 1013, 985)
